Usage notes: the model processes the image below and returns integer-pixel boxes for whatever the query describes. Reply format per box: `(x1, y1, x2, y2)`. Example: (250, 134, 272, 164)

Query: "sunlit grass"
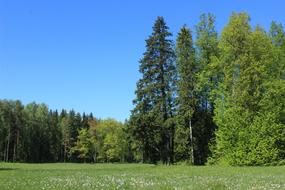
(0, 163, 284, 189)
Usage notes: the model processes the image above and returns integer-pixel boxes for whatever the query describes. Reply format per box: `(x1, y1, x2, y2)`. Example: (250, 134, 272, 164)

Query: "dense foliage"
(1, 12, 284, 165)
(209, 13, 285, 166)
(130, 13, 285, 166)
(0, 100, 128, 163)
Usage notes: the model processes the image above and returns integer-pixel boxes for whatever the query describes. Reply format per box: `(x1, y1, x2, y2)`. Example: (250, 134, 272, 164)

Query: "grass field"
(0, 163, 284, 190)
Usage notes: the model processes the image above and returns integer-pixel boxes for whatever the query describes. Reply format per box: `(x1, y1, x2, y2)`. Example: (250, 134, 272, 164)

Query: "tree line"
(1, 12, 284, 165)
(0, 100, 129, 163)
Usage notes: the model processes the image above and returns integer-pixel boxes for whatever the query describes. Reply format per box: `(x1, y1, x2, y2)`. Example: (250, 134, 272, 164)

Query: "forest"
(0, 12, 284, 166)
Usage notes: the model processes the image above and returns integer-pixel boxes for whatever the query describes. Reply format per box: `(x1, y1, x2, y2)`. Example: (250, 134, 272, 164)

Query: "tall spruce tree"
(175, 26, 196, 164)
(130, 16, 176, 164)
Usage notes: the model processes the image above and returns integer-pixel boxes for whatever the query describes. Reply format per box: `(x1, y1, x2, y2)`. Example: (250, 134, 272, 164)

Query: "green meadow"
(0, 163, 285, 190)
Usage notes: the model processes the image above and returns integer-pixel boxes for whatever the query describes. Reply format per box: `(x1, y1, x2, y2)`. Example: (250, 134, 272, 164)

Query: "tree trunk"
(13, 130, 19, 162)
(189, 119, 194, 165)
(6, 128, 10, 162)
(170, 125, 174, 164)
(93, 151, 96, 163)
(3, 142, 6, 162)
(13, 138, 16, 162)
(167, 138, 170, 165)
(63, 144, 66, 163)
(60, 145, 63, 162)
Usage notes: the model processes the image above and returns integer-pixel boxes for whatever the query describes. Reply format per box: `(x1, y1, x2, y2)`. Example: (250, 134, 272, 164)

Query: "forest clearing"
(1, 1, 285, 190)
(0, 163, 285, 190)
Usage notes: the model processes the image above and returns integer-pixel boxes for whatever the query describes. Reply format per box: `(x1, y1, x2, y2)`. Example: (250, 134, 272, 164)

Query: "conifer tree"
(175, 26, 196, 164)
(130, 16, 176, 164)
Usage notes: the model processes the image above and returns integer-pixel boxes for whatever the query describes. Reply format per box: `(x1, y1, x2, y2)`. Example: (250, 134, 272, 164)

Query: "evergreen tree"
(13, 100, 24, 162)
(67, 110, 82, 161)
(81, 112, 90, 129)
(59, 111, 71, 162)
(174, 25, 196, 164)
(48, 110, 61, 162)
(130, 16, 176, 164)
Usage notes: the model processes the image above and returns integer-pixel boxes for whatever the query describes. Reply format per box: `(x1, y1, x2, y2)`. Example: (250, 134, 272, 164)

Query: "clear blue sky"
(0, 0, 284, 121)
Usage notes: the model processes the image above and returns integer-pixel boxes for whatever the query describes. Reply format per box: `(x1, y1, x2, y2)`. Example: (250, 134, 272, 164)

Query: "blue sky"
(0, 0, 284, 121)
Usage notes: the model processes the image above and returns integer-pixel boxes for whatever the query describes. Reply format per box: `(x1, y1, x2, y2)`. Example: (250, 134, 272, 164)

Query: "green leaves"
(71, 128, 90, 160)
(89, 119, 127, 162)
(211, 12, 285, 166)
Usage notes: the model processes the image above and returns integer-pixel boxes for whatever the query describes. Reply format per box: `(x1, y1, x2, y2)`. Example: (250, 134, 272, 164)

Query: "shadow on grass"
(0, 168, 18, 171)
